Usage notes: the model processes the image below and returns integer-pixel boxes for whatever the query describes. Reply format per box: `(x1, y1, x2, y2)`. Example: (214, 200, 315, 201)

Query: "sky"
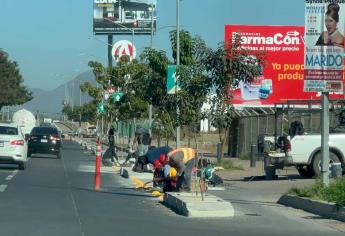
(0, 0, 305, 91)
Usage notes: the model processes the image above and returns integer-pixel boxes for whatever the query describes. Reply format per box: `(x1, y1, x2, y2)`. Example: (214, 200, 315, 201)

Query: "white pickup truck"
(265, 133, 345, 177)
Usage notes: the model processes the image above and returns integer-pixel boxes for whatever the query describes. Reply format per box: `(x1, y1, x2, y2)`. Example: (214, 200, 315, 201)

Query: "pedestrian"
(107, 125, 118, 164)
(167, 147, 196, 192)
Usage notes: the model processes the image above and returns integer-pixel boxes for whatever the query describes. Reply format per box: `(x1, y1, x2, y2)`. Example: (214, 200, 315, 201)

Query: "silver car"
(0, 123, 28, 170)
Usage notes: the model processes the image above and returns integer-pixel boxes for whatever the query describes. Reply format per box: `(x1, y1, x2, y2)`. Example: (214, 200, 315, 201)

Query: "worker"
(107, 125, 119, 164)
(152, 162, 178, 192)
(167, 147, 196, 192)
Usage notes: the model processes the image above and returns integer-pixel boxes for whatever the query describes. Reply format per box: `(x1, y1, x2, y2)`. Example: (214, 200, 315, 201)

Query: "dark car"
(28, 126, 62, 158)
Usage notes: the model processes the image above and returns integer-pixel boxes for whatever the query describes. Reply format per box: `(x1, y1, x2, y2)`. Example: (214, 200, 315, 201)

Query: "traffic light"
(112, 92, 124, 102)
(97, 102, 105, 114)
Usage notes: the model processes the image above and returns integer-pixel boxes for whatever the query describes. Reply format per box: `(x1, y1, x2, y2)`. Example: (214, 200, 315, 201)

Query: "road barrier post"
(250, 144, 257, 167)
(95, 137, 101, 191)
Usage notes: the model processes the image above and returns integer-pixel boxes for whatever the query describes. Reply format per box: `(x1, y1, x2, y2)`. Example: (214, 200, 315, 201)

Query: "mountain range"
(23, 71, 95, 117)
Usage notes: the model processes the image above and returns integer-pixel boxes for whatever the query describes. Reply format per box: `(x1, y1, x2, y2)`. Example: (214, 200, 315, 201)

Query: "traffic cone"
(95, 137, 101, 191)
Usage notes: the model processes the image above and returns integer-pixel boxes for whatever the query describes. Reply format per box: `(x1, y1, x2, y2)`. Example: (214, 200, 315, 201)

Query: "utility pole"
(149, 3, 154, 135)
(321, 92, 330, 186)
(176, 0, 181, 148)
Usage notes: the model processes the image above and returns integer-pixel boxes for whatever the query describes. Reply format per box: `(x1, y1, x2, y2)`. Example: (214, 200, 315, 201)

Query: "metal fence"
(231, 107, 343, 157)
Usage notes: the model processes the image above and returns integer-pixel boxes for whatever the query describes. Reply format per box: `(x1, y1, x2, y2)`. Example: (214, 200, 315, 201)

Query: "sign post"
(304, 1, 345, 186)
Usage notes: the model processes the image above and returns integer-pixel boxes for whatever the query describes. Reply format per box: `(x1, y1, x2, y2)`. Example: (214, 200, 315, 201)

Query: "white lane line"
(0, 184, 8, 192)
(6, 170, 18, 181)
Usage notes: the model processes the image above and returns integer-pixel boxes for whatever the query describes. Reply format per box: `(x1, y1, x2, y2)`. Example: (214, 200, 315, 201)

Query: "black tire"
(18, 162, 26, 170)
(312, 151, 340, 176)
(296, 166, 314, 178)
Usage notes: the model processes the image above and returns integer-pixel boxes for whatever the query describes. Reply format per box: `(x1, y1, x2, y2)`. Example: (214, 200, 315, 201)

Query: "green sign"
(112, 92, 124, 102)
(167, 65, 180, 94)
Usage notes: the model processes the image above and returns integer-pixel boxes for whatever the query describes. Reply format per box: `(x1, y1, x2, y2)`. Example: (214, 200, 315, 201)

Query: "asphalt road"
(0, 141, 344, 236)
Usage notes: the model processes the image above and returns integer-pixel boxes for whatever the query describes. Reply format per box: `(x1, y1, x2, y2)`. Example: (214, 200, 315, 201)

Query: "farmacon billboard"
(225, 25, 344, 106)
(93, 0, 157, 35)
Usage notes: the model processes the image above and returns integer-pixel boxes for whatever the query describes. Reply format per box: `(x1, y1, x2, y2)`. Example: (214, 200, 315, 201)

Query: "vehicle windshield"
(0, 126, 18, 135)
(31, 127, 58, 135)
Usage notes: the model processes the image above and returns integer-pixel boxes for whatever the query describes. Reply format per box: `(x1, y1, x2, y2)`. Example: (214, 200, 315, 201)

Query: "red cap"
(159, 154, 166, 166)
(153, 159, 162, 169)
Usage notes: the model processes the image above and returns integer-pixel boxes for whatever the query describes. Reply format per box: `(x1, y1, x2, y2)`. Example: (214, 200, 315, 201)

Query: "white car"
(0, 123, 28, 170)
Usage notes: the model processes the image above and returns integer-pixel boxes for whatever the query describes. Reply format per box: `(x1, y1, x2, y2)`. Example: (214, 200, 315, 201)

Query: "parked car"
(0, 123, 28, 170)
(28, 126, 62, 158)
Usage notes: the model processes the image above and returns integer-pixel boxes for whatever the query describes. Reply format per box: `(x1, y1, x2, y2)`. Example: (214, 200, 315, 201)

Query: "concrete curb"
(164, 192, 235, 218)
(278, 195, 345, 222)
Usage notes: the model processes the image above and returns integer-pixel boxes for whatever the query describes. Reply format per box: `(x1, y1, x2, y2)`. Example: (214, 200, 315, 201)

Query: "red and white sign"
(225, 25, 344, 107)
(112, 40, 136, 62)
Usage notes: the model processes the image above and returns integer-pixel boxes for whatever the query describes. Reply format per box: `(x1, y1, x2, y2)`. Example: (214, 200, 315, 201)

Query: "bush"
(288, 177, 345, 206)
(288, 182, 323, 199)
(321, 176, 345, 206)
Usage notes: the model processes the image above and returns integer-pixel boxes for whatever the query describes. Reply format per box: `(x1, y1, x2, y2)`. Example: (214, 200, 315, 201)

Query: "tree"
(169, 30, 210, 145)
(203, 36, 266, 162)
(0, 49, 32, 110)
(140, 48, 175, 145)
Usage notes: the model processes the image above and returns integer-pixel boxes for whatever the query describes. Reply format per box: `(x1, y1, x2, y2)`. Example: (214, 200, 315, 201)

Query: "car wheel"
(312, 151, 340, 176)
(18, 162, 26, 170)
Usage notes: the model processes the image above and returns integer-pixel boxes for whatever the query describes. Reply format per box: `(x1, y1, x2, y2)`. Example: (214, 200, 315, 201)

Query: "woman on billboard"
(315, 3, 344, 48)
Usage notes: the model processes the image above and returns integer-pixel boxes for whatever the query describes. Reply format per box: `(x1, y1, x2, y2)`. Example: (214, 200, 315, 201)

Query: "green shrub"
(288, 182, 323, 199)
(321, 176, 345, 206)
(288, 177, 345, 206)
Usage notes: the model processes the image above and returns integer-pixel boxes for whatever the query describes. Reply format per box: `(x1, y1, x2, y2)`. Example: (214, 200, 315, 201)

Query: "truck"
(263, 124, 345, 178)
(12, 109, 36, 135)
(80, 122, 97, 138)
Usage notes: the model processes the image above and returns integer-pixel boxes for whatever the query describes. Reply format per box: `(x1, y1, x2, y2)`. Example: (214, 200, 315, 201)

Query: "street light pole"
(149, 3, 154, 135)
(176, 0, 181, 148)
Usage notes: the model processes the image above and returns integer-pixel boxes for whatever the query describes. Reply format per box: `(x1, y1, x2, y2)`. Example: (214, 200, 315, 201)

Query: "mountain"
(23, 71, 95, 116)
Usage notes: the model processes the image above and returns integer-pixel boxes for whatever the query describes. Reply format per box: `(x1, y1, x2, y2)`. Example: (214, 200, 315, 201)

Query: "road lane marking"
(0, 184, 8, 192)
(6, 170, 18, 181)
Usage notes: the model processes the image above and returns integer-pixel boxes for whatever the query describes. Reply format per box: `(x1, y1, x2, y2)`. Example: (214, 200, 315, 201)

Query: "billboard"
(225, 24, 344, 106)
(93, 0, 157, 35)
(304, 1, 345, 92)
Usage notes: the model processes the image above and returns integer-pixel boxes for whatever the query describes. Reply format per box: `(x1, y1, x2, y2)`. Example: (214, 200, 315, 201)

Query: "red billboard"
(225, 25, 344, 106)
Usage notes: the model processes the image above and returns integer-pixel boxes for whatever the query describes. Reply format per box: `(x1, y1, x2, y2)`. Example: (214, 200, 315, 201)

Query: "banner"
(225, 24, 344, 107)
(93, 0, 157, 35)
(304, 0, 345, 92)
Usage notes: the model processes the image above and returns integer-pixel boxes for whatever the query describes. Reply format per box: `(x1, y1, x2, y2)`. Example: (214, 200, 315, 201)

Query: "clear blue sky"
(0, 0, 304, 91)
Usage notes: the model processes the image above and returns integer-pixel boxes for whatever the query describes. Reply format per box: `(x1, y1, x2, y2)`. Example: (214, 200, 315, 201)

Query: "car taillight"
(50, 134, 60, 141)
(10, 140, 25, 146)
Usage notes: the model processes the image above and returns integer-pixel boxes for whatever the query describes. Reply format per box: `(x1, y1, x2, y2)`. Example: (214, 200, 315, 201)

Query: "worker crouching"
(152, 158, 178, 192)
(167, 147, 196, 192)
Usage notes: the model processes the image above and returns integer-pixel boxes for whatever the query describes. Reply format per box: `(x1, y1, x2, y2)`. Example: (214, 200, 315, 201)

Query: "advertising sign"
(304, 0, 345, 92)
(93, 0, 157, 35)
(225, 24, 344, 106)
(112, 40, 136, 62)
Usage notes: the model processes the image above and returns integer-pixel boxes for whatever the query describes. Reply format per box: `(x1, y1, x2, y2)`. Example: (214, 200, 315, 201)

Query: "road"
(0, 140, 343, 236)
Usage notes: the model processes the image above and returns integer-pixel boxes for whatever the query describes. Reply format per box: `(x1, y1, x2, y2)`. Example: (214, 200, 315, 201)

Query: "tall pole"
(108, 35, 113, 68)
(176, 0, 181, 148)
(149, 3, 154, 135)
(79, 79, 82, 124)
(321, 92, 330, 186)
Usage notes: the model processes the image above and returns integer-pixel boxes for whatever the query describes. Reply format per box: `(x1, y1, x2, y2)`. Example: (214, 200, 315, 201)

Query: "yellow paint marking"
(151, 191, 163, 197)
(130, 176, 146, 189)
